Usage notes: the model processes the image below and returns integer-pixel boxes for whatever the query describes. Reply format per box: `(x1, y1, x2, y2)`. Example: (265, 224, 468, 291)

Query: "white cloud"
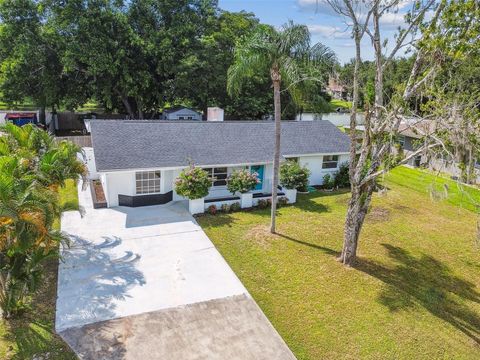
(297, 0, 338, 16)
(379, 11, 406, 28)
(308, 24, 351, 39)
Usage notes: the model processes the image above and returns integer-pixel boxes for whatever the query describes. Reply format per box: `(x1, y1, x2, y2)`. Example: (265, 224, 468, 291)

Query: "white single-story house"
(89, 119, 350, 209)
(160, 106, 202, 120)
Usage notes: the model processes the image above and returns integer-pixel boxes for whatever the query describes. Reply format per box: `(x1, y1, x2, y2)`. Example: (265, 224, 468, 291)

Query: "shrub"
(207, 205, 217, 215)
(280, 161, 310, 191)
(227, 169, 259, 194)
(322, 173, 335, 189)
(0, 124, 85, 318)
(174, 166, 211, 200)
(278, 197, 289, 207)
(257, 199, 269, 209)
(220, 203, 231, 213)
(334, 162, 350, 188)
(230, 202, 241, 212)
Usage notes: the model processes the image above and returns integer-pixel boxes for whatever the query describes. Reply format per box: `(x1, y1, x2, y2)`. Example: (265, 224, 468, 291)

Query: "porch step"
(205, 196, 240, 204)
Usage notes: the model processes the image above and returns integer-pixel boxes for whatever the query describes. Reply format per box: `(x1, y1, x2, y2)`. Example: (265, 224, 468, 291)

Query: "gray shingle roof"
(90, 120, 350, 171)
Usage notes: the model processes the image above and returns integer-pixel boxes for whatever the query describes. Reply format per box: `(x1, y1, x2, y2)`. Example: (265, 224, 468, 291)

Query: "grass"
(328, 99, 352, 111)
(198, 166, 480, 359)
(0, 180, 79, 360)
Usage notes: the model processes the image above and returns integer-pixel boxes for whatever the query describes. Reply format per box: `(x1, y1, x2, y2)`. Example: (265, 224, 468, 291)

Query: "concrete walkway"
(56, 183, 296, 359)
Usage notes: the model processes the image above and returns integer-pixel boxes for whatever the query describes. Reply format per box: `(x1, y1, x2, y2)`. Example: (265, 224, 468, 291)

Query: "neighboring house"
(160, 106, 202, 120)
(89, 119, 350, 208)
(345, 119, 479, 181)
(326, 76, 348, 100)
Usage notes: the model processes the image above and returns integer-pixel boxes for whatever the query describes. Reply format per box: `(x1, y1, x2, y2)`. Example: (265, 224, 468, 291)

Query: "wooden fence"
(55, 135, 92, 148)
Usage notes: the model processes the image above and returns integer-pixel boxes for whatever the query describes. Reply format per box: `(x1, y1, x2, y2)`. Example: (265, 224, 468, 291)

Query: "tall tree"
(0, 0, 67, 122)
(228, 22, 336, 233)
(324, 0, 479, 265)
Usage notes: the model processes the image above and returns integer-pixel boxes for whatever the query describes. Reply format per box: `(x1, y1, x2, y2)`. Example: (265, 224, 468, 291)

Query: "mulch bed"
(92, 180, 106, 203)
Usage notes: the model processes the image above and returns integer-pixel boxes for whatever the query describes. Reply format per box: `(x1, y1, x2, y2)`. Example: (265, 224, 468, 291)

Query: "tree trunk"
(270, 67, 282, 234)
(339, 183, 374, 265)
(137, 98, 144, 119)
(340, 23, 363, 264)
(39, 106, 46, 125)
(115, 89, 135, 119)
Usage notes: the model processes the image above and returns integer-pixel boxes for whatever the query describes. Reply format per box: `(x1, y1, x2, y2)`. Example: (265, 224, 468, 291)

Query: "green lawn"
(198, 166, 480, 359)
(0, 180, 78, 360)
(328, 98, 352, 111)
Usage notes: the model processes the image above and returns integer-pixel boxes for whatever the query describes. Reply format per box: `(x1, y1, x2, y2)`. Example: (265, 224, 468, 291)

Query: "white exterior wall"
(103, 171, 136, 207)
(82, 147, 99, 180)
(100, 155, 349, 207)
(299, 154, 349, 185)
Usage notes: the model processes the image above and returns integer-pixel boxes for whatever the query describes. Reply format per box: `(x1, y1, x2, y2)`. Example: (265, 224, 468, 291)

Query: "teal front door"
(251, 165, 264, 190)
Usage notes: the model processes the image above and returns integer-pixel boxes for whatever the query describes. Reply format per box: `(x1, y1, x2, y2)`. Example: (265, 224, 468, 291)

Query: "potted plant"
(174, 165, 211, 214)
(279, 161, 310, 203)
(227, 169, 259, 208)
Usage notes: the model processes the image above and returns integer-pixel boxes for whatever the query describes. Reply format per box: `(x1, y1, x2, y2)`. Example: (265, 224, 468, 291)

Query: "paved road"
(56, 183, 296, 359)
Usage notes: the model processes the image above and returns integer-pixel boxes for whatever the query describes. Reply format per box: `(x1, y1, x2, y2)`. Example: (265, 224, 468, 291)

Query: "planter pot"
(285, 188, 297, 204)
(240, 193, 253, 208)
(189, 198, 204, 215)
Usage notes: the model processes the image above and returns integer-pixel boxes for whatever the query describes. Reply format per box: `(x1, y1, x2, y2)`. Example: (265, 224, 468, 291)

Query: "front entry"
(251, 165, 264, 190)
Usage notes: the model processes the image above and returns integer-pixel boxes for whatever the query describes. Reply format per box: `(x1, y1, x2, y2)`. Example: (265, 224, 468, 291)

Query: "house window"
(178, 116, 194, 120)
(322, 155, 339, 169)
(398, 135, 406, 148)
(135, 171, 161, 194)
(204, 167, 228, 187)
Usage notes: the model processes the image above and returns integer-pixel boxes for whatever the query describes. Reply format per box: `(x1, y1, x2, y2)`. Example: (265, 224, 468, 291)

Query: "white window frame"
(322, 155, 339, 169)
(204, 167, 228, 187)
(135, 170, 161, 195)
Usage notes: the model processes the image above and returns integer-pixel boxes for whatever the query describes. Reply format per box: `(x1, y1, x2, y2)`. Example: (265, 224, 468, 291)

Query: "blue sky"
(218, 0, 414, 64)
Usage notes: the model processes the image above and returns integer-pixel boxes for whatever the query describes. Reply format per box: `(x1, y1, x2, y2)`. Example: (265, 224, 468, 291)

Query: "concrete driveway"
(56, 184, 295, 359)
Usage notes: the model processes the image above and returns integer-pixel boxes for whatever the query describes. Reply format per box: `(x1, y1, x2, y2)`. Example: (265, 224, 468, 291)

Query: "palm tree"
(228, 22, 336, 233)
(0, 123, 87, 188)
(0, 124, 85, 317)
(0, 155, 65, 317)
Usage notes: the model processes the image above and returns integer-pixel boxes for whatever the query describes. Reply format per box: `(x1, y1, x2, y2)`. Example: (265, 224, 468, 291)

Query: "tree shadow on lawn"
(276, 233, 340, 257)
(354, 244, 480, 344)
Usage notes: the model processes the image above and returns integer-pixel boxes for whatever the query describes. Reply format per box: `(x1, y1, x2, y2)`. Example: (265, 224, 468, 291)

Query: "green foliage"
(338, 57, 414, 108)
(227, 21, 336, 118)
(0, 1, 278, 119)
(257, 199, 269, 209)
(220, 203, 231, 213)
(227, 169, 259, 194)
(174, 166, 211, 200)
(279, 161, 311, 191)
(0, 124, 85, 318)
(322, 173, 335, 189)
(230, 202, 241, 212)
(333, 162, 350, 188)
(277, 196, 289, 207)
